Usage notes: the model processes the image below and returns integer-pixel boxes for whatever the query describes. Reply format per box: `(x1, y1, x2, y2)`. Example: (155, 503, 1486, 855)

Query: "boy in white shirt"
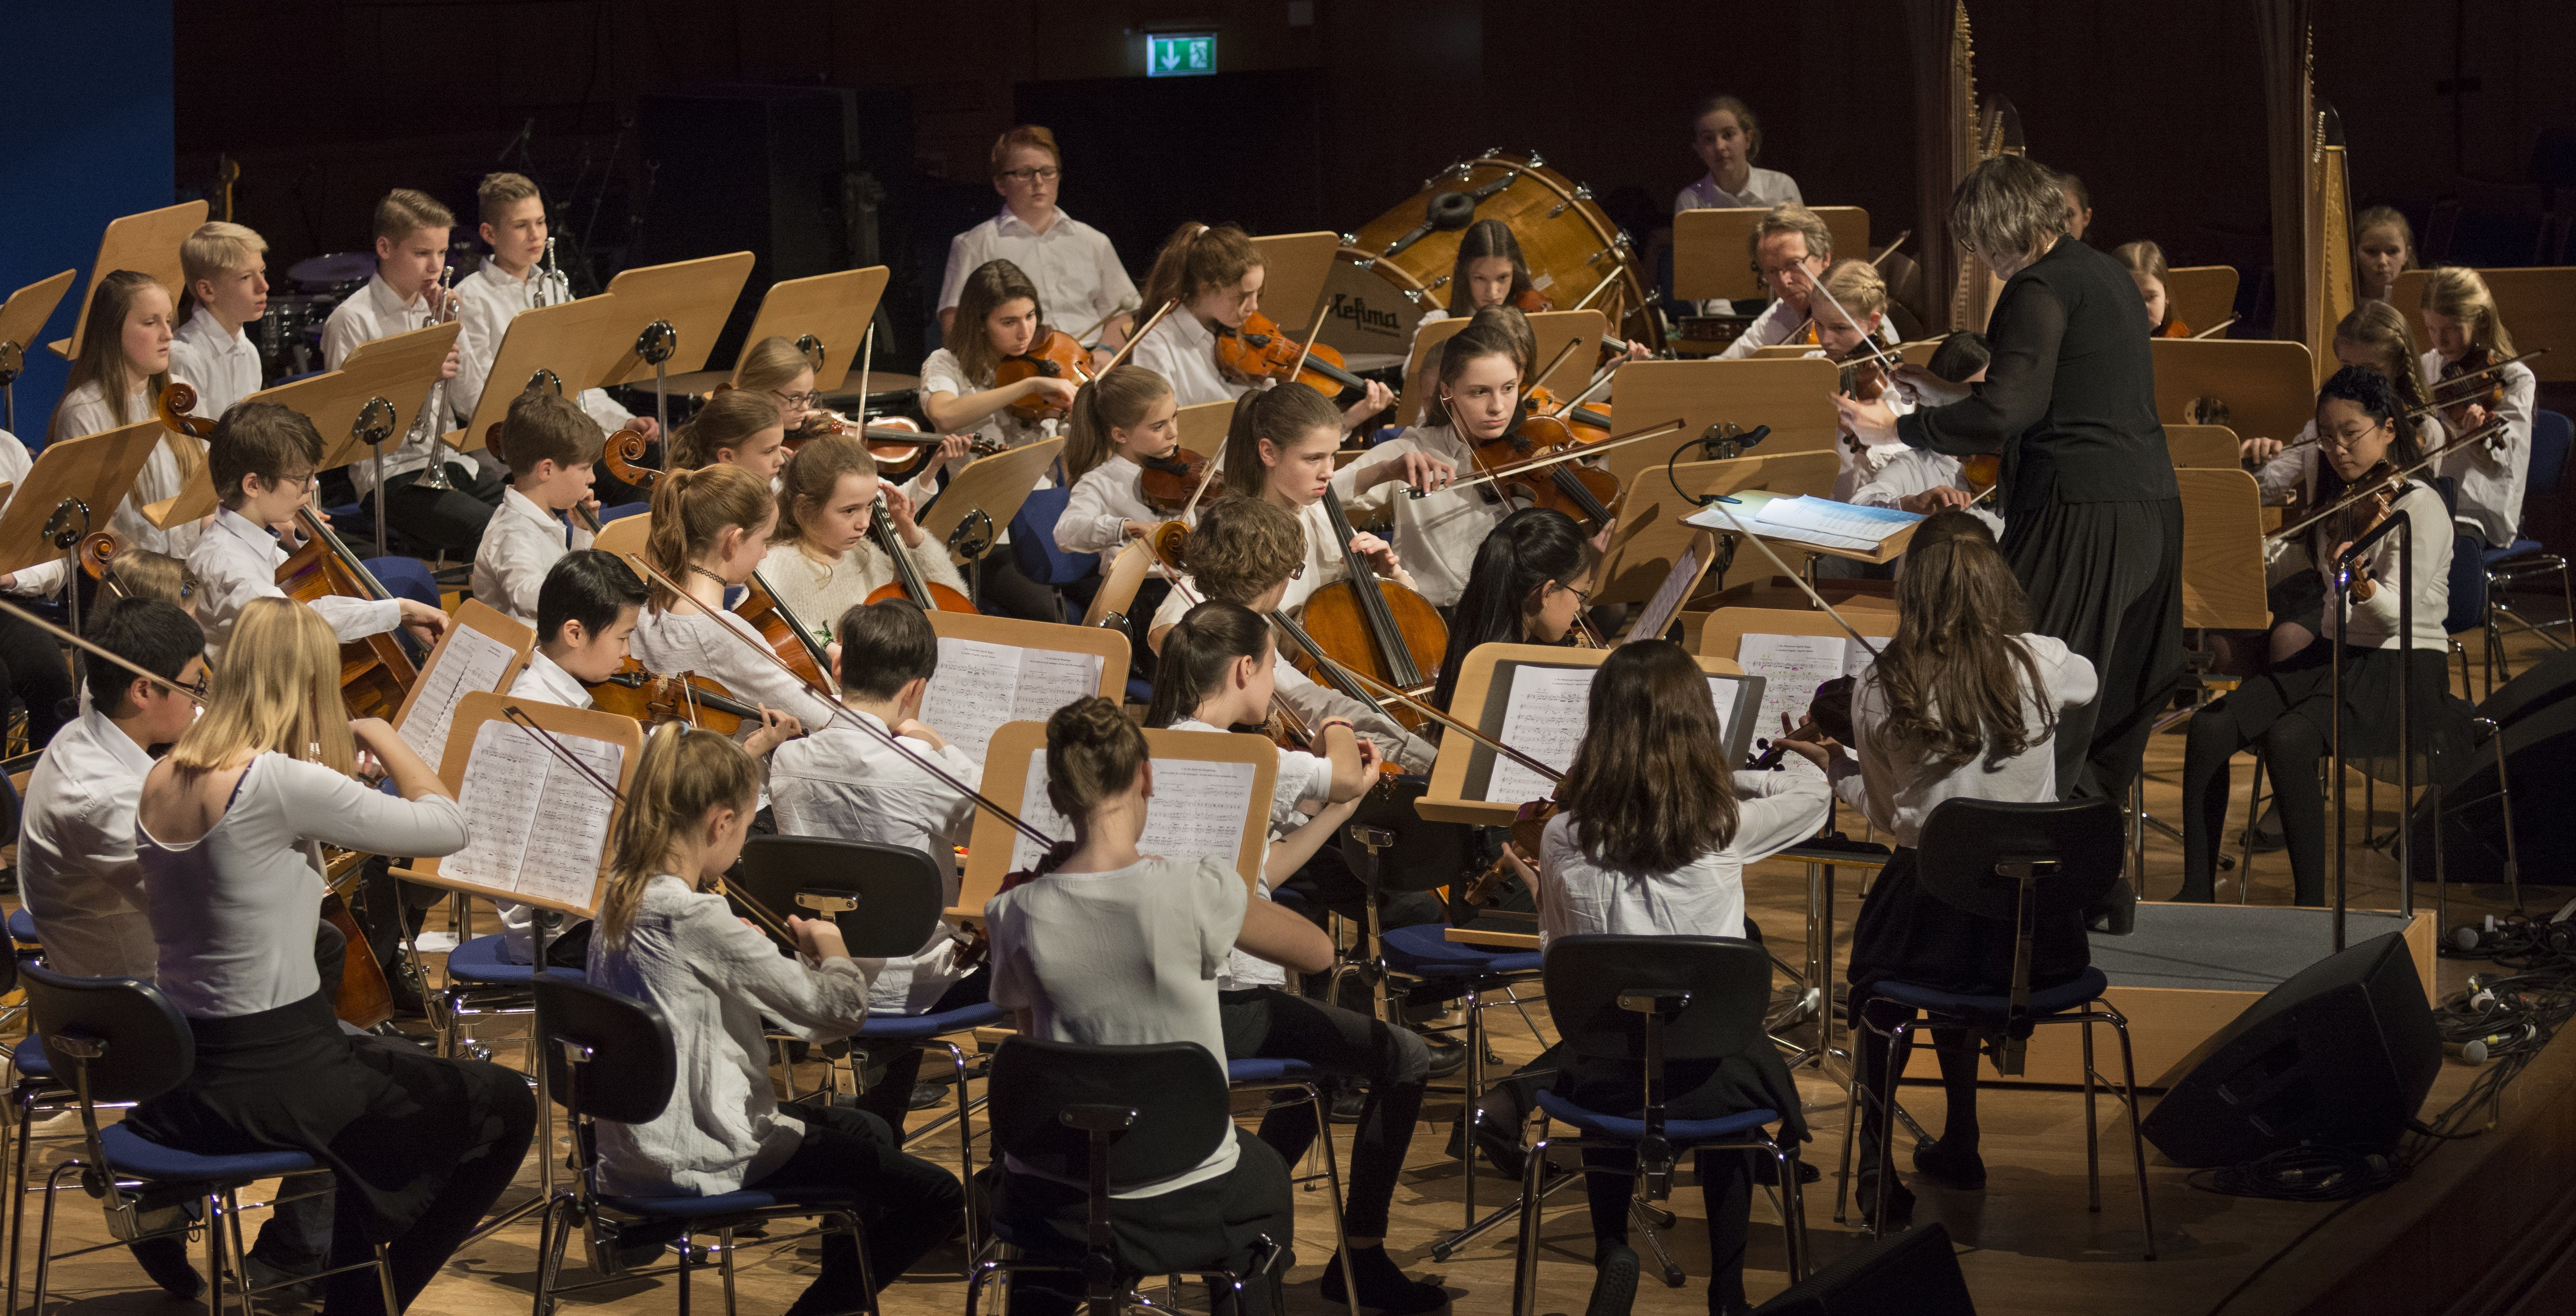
(768, 597, 987, 1129)
(167, 222, 269, 421)
(320, 188, 504, 554)
(187, 402, 449, 662)
(451, 172, 651, 446)
(470, 388, 601, 626)
(496, 549, 647, 964)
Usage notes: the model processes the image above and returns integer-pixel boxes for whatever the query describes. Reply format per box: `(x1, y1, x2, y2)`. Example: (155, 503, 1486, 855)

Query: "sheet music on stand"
(392, 600, 535, 768)
(1002, 746, 1261, 875)
(957, 722, 1277, 913)
(919, 638, 1105, 766)
(1735, 633, 1873, 748)
(442, 719, 626, 913)
(1482, 663, 1761, 805)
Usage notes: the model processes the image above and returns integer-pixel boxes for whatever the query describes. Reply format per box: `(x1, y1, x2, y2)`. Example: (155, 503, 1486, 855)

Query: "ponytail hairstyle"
(1063, 365, 1176, 481)
(598, 722, 762, 948)
(772, 433, 877, 551)
(1145, 599, 1275, 729)
(1219, 384, 1342, 499)
(732, 335, 815, 398)
(644, 462, 775, 609)
(1446, 219, 1537, 317)
(670, 388, 785, 470)
(947, 258, 1045, 386)
(61, 270, 175, 429)
(1139, 222, 1263, 323)
(167, 597, 353, 777)
(1033, 695, 1151, 876)
(2423, 266, 2515, 357)
(1432, 508, 1598, 711)
(1873, 532, 2053, 776)
(1423, 321, 1527, 429)
(1558, 642, 1740, 872)
(2332, 300, 2435, 424)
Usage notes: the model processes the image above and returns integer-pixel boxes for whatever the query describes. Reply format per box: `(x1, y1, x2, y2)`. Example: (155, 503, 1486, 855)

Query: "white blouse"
(168, 305, 263, 424)
(137, 754, 470, 1018)
(629, 602, 842, 729)
(51, 379, 206, 560)
(2318, 481, 2454, 651)
(1538, 760, 1831, 945)
(757, 537, 966, 645)
(2420, 351, 2538, 548)
(1056, 453, 1162, 555)
(1127, 311, 1255, 410)
(1165, 715, 1332, 993)
(1828, 634, 2097, 849)
(1331, 424, 1509, 609)
(918, 346, 1060, 483)
(586, 874, 875, 1197)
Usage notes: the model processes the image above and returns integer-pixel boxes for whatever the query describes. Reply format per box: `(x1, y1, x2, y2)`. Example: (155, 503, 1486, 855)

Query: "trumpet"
(417, 264, 463, 492)
(531, 236, 565, 309)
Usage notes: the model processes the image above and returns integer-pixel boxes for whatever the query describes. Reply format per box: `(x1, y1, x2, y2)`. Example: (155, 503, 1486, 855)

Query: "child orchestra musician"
(1331, 321, 1528, 610)
(1805, 258, 1916, 501)
(1409, 219, 1649, 368)
(2109, 240, 2187, 336)
(668, 387, 791, 485)
(319, 188, 504, 553)
(2417, 267, 2537, 553)
(760, 434, 969, 632)
(1130, 221, 1393, 425)
(1428, 506, 1599, 712)
(452, 172, 650, 444)
(918, 258, 1084, 622)
(469, 387, 602, 627)
(1848, 331, 2003, 529)
(51, 270, 207, 559)
(938, 125, 1139, 361)
(168, 221, 270, 422)
(2354, 205, 2417, 305)
(630, 460, 837, 729)
(1717, 204, 1892, 360)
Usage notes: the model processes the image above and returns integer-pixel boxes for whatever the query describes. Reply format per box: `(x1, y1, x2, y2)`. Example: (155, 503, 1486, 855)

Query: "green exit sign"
(1147, 33, 1216, 77)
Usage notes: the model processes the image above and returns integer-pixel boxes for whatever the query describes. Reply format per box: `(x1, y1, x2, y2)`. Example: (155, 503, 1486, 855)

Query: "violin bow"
(2189, 316, 2239, 340)
(1271, 626, 1565, 782)
(1805, 274, 1908, 379)
(1288, 311, 1331, 386)
(1147, 556, 1321, 748)
(2270, 415, 2506, 543)
(0, 594, 204, 705)
(1440, 418, 1683, 498)
(621, 553, 1062, 852)
(1177, 427, 1228, 520)
(1693, 495, 1886, 660)
(2421, 348, 2548, 404)
(1093, 299, 1178, 379)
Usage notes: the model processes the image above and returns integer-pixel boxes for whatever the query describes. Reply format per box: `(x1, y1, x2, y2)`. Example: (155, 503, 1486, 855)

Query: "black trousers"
(1218, 986, 1429, 1239)
(360, 462, 503, 559)
(846, 967, 991, 1131)
(0, 607, 74, 748)
(320, 1055, 533, 1313)
(1270, 845, 1446, 934)
(750, 1100, 964, 1316)
(970, 547, 1064, 623)
(987, 1128, 1291, 1316)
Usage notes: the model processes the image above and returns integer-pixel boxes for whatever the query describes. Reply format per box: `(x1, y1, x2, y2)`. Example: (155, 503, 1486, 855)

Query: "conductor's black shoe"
(1750, 1153, 1821, 1186)
(1912, 1137, 1987, 1189)
(1319, 1246, 1449, 1313)
(1442, 1109, 1528, 1182)
(1583, 1245, 1638, 1316)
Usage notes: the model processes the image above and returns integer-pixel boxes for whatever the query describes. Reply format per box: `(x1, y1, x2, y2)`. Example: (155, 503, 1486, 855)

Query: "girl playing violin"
(670, 388, 791, 486)
(629, 460, 838, 732)
(1055, 365, 1182, 553)
(1428, 507, 1600, 712)
(52, 270, 207, 558)
(1130, 221, 1394, 427)
(759, 434, 969, 635)
(2354, 205, 2416, 305)
(2110, 241, 2186, 336)
(1333, 322, 1542, 609)
(2417, 267, 2536, 551)
(2179, 366, 2464, 906)
(918, 258, 1082, 622)
(735, 336, 973, 500)
(1200, 386, 1414, 618)
(1849, 331, 2004, 528)
(1804, 259, 1915, 501)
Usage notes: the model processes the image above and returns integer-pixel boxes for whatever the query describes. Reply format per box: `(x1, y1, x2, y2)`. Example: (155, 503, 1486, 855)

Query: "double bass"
(1291, 489, 1447, 731)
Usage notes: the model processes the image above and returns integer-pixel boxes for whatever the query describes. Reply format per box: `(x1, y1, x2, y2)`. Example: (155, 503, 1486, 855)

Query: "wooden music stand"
(590, 253, 757, 434)
(401, 691, 643, 921)
(954, 720, 1277, 920)
(445, 294, 628, 450)
(2151, 339, 2315, 449)
(321, 322, 465, 467)
(1596, 450, 1836, 604)
(1080, 540, 1154, 629)
(2392, 267, 2576, 383)
(0, 419, 164, 574)
(2175, 468, 2271, 631)
(1397, 309, 1605, 425)
(1249, 232, 1340, 334)
(748, 267, 888, 393)
(2164, 266, 2239, 338)
(1604, 359, 1841, 494)
(2166, 423, 2242, 469)
(0, 270, 75, 430)
(1419, 642, 1755, 827)
(1175, 399, 1232, 457)
(50, 202, 208, 360)
(918, 610, 1130, 762)
(592, 512, 650, 561)
(1626, 529, 1720, 643)
(1672, 206, 1869, 304)
(920, 438, 1064, 569)
(391, 599, 538, 769)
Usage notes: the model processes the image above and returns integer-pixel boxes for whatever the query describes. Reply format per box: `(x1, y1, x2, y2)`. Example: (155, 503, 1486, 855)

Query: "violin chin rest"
(1427, 190, 1478, 231)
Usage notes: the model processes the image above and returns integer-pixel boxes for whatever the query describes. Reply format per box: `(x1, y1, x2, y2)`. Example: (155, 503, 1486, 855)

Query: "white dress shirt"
(1849, 448, 2005, 536)
(2421, 351, 2538, 548)
(586, 874, 875, 1197)
(1538, 758, 1832, 945)
(0, 431, 68, 599)
(1674, 168, 1806, 216)
(322, 273, 450, 495)
(1127, 311, 1255, 410)
(472, 488, 591, 627)
(918, 347, 1060, 483)
(18, 708, 164, 980)
(629, 602, 841, 730)
(168, 305, 264, 423)
(188, 508, 401, 661)
(1167, 716, 1333, 992)
(137, 753, 470, 1018)
(770, 708, 981, 1014)
(937, 207, 1139, 341)
(1055, 454, 1162, 555)
(1718, 298, 1902, 362)
(757, 538, 967, 643)
(1828, 633, 2097, 849)
(51, 380, 207, 560)
(1331, 424, 1509, 609)
(453, 259, 636, 437)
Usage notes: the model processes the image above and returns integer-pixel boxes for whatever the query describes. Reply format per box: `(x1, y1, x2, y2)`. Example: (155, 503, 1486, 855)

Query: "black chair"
(529, 975, 877, 1316)
(17, 964, 402, 1314)
(1509, 934, 1808, 1316)
(1832, 797, 2156, 1256)
(969, 1037, 1285, 1316)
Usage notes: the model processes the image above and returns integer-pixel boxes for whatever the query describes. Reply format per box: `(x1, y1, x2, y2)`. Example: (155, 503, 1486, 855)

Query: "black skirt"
(1999, 495, 2187, 797)
(124, 991, 524, 1244)
(1845, 848, 2092, 1006)
(2245, 638, 2473, 769)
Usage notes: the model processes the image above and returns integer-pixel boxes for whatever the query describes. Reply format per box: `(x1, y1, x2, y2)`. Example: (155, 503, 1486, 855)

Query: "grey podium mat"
(2087, 904, 2416, 992)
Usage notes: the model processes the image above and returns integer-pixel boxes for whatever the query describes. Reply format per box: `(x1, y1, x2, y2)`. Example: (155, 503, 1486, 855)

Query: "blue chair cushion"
(1227, 1058, 1319, 1085)
(446, 934, 541, 985)
(1009, 487, 1100, 586)
(856, 1000, 1005, 1041)
(2484, 538, 2550, 567)
(97, 1123, 321, 1183)
(14, 1033, 52, 1081)
(1533, 1089, 1783, 1144)
(1868, 966, 2111, 1018)
(9, 908, 37, 943)
(598, 501, 649, 524)
(600, 1186, 857, 1219)
(1126, 677, 1154, 704)
(1379, 924, 1544, 980)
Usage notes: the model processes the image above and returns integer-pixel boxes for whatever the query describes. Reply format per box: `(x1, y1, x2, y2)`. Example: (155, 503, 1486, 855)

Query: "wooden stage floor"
(6, 613, 2570, 1316)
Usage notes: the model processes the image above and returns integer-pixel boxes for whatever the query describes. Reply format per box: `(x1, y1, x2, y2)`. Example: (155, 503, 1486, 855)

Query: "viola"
(1459, 798, 1557, 909)
(2156, 316, 2193, 339)
(585, 659, 762, 734)
(1290, 488, 1447, 732)
(1214, 310, 1374, 402)
(1137, 446, 1214, 514)
(861, 493, 976, 613)
(995, 328, 1096, 421)
(1519, 384, 1613, 445)
(735, 571, 833, 688)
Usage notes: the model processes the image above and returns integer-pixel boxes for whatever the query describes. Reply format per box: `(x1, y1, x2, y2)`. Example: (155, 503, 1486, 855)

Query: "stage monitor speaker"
(2477, 645, 2576, 732)
(1752, 1221, 1975, 1315)
(2408, 694, 2576, 891)
(2140, 932, 2439, 1168)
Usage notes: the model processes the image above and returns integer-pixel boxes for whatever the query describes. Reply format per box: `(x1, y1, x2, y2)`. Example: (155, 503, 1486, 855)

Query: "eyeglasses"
(999, 166, 1061, 184)
(773, 389, 816, 410)
(1555, 580, 1593, 604)
(1288, 562, 1307, 580)
(2318, 425, 2387, 453)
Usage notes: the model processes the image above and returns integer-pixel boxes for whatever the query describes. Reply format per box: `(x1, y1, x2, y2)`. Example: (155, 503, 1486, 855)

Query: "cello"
(274, 505, 418, 721)
(1291, 489, 1447, 731)
(862, 492, 976, 612)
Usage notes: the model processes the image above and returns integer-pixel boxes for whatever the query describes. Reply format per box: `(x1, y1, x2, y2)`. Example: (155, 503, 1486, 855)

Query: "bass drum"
(1322, 150, 1663, 359)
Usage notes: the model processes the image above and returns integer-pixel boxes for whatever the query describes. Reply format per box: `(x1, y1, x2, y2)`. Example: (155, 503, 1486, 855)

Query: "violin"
(1750, 676, 1856, 770)
(601, 426, 659, 492)
(275, 505, 416, 720)
(789, 409, 986, 481)
(1470, 406, 1621, 530)
(994, 328, 1096, 421)
(1289, 489, 1448, 732)
(1519, 384, 1613, 446)
(862, 493, 976, 612)
(1214, 310, 1376, 402)
(734, 571, 834, 688)
(1137, 447, 1214, 514)
(2156, 316, 2193, 339)
(2437, 346, 2507, 432)
(1459, 797, 1557, 910)
(584, 660, 763, 734)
